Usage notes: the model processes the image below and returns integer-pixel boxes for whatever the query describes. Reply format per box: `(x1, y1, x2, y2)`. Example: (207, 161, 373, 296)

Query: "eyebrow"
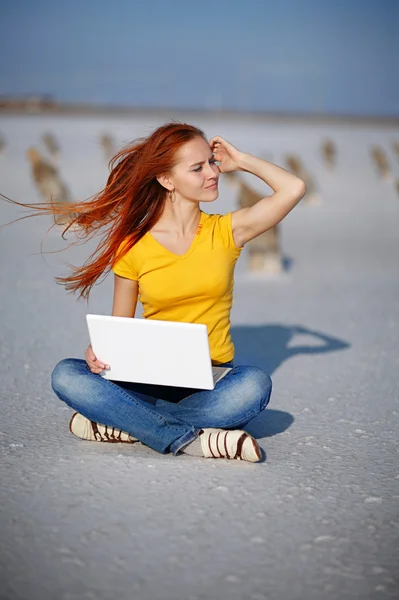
(189, 155, 215, 168)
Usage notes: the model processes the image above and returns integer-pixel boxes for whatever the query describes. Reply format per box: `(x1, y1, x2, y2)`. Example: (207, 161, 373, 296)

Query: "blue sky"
(0, 0, 398, 116)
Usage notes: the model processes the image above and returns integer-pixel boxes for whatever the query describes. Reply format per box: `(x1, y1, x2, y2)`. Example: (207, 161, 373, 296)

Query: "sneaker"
(69, 412, 138, 443)
(199, 428, 262, 462)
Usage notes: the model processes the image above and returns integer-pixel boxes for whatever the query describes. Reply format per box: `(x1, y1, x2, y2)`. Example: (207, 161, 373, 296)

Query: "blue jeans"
(51, 359, 272, 455)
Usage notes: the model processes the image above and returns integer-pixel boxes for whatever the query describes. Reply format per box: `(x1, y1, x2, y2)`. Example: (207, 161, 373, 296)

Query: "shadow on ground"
(232, 323, 350, 438)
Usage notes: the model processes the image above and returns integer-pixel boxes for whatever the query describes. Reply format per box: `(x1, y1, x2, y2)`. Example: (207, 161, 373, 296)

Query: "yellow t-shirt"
(112, 210, 243, 364)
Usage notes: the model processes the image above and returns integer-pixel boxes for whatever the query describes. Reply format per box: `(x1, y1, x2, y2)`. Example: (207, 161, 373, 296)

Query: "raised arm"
(112, 274, 139, 317)
(210, 136, 306, 248)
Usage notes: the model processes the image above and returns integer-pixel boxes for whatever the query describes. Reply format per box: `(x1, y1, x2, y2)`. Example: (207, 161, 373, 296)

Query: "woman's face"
(168, 136, 220, 203)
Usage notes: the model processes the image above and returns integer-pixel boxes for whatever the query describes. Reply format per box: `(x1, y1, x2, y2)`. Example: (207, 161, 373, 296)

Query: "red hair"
(1, 121, 206, 299)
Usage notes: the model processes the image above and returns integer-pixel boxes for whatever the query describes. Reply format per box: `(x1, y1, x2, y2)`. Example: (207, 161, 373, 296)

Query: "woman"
(21, 122, 306, 462)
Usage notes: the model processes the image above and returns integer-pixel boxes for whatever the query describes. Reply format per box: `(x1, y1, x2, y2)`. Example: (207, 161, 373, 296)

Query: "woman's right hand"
(85, 344, 110, 374)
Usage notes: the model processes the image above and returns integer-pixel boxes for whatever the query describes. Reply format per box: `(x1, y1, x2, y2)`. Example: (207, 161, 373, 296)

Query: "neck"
(155, 202, 201, 236)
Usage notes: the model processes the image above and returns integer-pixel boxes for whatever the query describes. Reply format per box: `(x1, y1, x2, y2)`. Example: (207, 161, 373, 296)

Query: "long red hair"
(1, 121, 206, 299)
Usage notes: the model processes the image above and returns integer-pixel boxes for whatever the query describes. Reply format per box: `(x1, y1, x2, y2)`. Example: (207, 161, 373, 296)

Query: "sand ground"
(0, 113, 398, 600)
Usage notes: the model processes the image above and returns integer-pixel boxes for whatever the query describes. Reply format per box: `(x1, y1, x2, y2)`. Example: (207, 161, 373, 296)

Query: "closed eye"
(192, 158, 217, 172)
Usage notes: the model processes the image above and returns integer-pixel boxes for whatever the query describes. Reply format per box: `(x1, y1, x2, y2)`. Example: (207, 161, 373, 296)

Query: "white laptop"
(86, 314, 232, 390)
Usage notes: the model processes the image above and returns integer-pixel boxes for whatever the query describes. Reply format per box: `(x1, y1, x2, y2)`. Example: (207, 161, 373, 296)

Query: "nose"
(205, 162, 219, 183)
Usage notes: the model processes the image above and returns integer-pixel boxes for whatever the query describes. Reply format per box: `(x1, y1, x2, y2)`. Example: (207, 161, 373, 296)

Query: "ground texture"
(1, 113, 398, 600)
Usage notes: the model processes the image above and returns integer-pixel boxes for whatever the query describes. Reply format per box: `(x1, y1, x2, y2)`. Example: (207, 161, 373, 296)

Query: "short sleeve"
(217, 212, 244, 253)
(112, 240, 139, 281)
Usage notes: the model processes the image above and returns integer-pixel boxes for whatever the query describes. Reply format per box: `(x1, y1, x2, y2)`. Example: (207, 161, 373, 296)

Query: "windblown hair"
(1, 122, 206, 299)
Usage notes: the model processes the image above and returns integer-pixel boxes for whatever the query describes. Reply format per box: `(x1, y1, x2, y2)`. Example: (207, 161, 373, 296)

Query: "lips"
(205, 182, 218, 189)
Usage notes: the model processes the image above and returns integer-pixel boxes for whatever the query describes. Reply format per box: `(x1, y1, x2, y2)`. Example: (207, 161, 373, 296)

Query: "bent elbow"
(296, 180, 307, 201)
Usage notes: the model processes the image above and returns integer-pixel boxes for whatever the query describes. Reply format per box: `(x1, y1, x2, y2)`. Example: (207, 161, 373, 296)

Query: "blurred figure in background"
(389, 143, 399, 196)
(26, 147, 71, 225)
(224, 171, 283, 274)
(370, 146, 392, 181)
(0, 132, 6, 155)
(392, 141, 399, 163)
(321, 138, 337, 171)
(285, 154, 321, 205)
(42, 132, 61, 164)
(100, 133, 116, 163)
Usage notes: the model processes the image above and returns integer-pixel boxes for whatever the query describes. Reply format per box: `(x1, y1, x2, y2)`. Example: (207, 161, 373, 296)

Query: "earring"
(169, 189, 175, 203)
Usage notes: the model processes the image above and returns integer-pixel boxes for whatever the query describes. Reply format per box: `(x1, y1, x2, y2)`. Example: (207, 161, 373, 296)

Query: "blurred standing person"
(321, 138, 337, 171)
(370, 146, 392, 181)
(100, 133, 116, 163)
(42, 132, 61, 164)
(26, 147, 71, 225)
(0, 132, 6, 155)
(392, 141, 399, 163)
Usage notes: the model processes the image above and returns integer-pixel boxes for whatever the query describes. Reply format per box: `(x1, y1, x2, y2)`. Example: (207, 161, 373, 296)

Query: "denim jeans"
(51, 359, 272, 455)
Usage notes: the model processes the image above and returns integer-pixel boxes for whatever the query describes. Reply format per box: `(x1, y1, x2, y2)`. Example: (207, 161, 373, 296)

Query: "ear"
(156, 174, 174, 192)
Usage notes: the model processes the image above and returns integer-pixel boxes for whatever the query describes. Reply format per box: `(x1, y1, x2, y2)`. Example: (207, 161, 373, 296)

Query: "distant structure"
(321, 138, 337, 170)
(42, 132, 61, 163)
(0, 94, 57, 113)
(370, 146, 392, 181)
(99, 133, 116, 162)
(224, 172, 283, 274)
(26, 147, 71, 225)
(284, 154, 321, 205)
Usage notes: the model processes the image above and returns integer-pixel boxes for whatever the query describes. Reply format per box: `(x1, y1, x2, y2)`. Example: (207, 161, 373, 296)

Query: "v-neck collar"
(146, 210, 205, 260)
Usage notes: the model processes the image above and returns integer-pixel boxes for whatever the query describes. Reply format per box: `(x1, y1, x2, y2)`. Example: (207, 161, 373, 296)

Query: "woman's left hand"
(209, 136, 244, 173)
